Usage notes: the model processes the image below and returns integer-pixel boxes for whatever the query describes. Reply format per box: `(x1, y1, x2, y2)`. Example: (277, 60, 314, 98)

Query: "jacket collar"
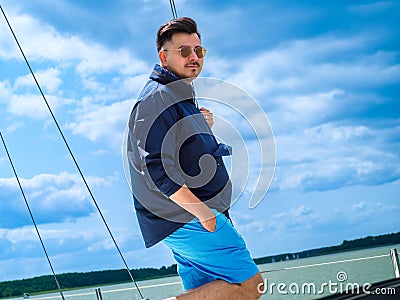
(150, 64, 180, 85)
(149, 64, 196, 105)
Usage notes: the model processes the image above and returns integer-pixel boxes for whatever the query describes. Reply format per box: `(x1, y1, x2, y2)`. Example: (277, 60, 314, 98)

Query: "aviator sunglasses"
(164, 46, 207, 58)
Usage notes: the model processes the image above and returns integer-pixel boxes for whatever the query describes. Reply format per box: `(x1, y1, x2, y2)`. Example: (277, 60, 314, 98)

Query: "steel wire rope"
(0, 131, 66, 300)
(0, 5, 147, 300)
(169, 0, 178, 19)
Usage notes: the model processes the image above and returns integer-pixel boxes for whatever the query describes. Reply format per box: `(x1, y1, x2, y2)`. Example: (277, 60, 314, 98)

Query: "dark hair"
(156, 17, 201, 52)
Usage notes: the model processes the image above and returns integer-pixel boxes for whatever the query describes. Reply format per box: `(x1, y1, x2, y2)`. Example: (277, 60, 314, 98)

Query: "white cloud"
(264, 199, 400, 237)
(7, 93, 67, 119)
(205, 33, 400, 199)
(1, 11, 149, 129)
(216, 32, 400, 194)
(230, 210, 266, 234)
(0, 11, 150, 145)
(14, 68, 62, 93)
(5, 120, 24, 133)
(0, 80, 12, 104)
(0, 13, 147, 75)
(0, 69, 72, 120)
(348, 1, 395, 15)
(275, 121, 400, 192)
(0, 212, 143, 278)
(76, 47, 147, 76)
(268, 89, 347, 130)
(79, 74, 148, 107)
(213, 33, 399, 99)
(0, 172, 113, 228)
(4, 227, 66, 244)
(0, 220, 145, 280)
(267, 205, 319, 234)
(67, 99, 134, 150)
(87, 238, 115, 253)
(350, 200, 399, 218)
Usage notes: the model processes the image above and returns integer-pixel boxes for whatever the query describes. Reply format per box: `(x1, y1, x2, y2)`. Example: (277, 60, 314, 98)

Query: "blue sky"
(0, 0, 399, 281)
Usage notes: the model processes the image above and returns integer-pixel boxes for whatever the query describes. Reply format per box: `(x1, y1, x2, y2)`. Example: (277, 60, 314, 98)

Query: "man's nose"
(188, 49, 199, 60)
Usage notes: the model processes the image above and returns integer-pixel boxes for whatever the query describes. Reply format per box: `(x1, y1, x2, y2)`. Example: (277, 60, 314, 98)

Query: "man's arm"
(169, 107, 217, 232)
(170, 185, 216, 232)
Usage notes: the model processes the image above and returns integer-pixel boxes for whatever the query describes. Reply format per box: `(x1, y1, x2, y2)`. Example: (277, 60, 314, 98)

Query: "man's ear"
(159, 50, 167, 67)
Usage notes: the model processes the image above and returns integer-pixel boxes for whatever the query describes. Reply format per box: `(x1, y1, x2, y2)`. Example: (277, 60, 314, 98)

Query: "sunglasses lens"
(180, 46, 192, 57)
(178, 46, 206, 58)
(195, 47, 206, 58)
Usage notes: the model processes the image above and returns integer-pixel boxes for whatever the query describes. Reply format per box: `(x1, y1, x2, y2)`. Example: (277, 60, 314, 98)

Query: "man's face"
(160, 32, 204, 79)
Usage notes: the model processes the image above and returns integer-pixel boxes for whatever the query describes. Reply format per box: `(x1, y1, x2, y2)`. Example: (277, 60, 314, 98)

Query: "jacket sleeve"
(132, 91, 185, 197)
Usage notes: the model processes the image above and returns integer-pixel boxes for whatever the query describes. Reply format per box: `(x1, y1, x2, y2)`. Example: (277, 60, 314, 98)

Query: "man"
(127, 17, 263, 299)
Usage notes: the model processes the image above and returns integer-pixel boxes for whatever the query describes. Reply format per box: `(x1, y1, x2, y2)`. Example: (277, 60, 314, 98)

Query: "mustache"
(185, 62, 200, 67)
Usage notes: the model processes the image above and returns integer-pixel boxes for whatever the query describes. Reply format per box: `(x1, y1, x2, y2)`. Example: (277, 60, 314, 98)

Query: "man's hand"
(201, 217, 216, 232)
(198, 209, 216, 232)
(170, 185, 216, 232)
(200, 107, 213, 128)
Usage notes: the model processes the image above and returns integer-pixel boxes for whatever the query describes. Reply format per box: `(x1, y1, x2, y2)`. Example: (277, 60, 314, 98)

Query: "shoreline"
(2, 233, 399, 299)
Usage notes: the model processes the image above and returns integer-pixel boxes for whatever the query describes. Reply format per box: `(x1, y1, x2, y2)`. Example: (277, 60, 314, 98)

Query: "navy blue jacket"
(127, 65, 232, 247)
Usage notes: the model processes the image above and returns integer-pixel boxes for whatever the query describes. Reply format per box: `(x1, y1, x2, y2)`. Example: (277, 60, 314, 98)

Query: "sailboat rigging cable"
(169, 0, 178, 19)
(0, 5, 147, 299)
(0, 131, 66, 300)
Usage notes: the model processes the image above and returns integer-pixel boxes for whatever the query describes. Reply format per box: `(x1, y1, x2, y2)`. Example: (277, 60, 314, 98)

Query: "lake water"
(10, 244, 400, 300)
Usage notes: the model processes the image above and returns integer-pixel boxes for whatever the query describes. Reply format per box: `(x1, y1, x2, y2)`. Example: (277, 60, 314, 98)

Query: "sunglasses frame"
(164, 46, 207, 58)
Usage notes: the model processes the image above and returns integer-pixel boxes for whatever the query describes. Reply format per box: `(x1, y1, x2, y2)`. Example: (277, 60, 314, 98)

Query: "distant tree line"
(253, 231, 400, 264)
(1, 231, 400, 298)
(0, 265, 177, 298)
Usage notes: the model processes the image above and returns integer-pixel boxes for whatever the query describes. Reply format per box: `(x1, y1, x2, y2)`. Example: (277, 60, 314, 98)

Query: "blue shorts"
(163, 209, 259, 290)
